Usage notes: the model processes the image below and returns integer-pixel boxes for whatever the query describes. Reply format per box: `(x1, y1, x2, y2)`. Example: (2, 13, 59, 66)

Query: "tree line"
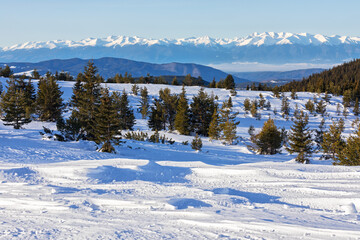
(0, 61, 238, 153)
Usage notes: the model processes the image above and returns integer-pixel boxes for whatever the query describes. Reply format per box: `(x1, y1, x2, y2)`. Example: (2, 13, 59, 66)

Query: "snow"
(3, 32, 360, 51)
(0, 77, 360, 239)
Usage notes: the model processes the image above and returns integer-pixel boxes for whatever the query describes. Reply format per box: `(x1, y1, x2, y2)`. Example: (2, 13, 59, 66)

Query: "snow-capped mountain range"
(3, 32, 360, 50)
(1, 32, 360, 64)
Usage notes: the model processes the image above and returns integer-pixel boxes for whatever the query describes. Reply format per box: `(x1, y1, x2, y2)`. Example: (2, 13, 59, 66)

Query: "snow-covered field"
(0, 78, 360, 239)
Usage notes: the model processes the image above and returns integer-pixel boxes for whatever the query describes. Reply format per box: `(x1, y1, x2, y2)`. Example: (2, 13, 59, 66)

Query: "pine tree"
(113, 90, 135, 130)
(174, 86, 190, 135)
(305, 99, 315, 114)
(224, 74, 235, 90)
(252, 118, 282, 155)
(354, 98, 360, 116)
(316, 99, 326, 116)
(183, 74, 193, 86)
(315, 118, 326, 150)
(286, 111, 312, 163)
(74, 61, 102, 141)
(70, 73, 84, 108)
(32, 69, 40, 79)
(159, 88, 178, 131)
(250, 100, 259, 118)
(0, 79, 31, 129)
(171, 77, 179, 86)
(290, 89, 297, 100)
(56, 115, 83, 141)
(131, 84, 139, 95)
(342, 90, 352, 108)
(243, 98, 251, 112)
(16, 77, 36, 118)
(321, 119, 345, 161)
(139, 87, 149, 119)
(323, 92, 331, 103)
(337, 125, 360, 166)
(93, 88, 121, 153)
(36, 76, 64, 122)
(208, 106, 221, 141)
(191, 134, 202, 151)
(190, 87, 215, 136)
(272, 86, 281, 98)
(0, 65, 13, 77)
(209, 78, 216, 88)
(281, 95, 290, 118)
(148, 98, 165, 131)
(219, 97, 239, 145)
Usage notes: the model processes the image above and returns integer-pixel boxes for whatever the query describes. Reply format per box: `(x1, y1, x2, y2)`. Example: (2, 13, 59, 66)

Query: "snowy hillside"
(1, 32, 360, 63)
(0, 77, 360, 239)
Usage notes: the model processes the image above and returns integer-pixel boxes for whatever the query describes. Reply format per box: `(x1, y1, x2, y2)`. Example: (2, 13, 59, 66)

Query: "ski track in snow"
(0, 78, 359, 239)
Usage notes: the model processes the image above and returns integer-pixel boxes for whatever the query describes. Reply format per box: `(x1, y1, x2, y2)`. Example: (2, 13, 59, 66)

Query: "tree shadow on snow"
(87, 161, 192, 184)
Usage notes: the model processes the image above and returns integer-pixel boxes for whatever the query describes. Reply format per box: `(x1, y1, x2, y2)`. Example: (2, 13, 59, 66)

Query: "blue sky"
(1, 0, 360, 47)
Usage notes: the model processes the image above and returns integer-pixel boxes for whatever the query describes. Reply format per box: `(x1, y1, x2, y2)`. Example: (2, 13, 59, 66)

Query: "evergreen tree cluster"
(148, 87, 239, 145)
(281, 59, 360, 102)
(59, 62, 135, 152)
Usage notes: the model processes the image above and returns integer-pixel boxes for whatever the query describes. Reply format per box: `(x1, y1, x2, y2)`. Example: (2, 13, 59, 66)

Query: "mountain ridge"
(1, 57, 249, 83)
(3, 32, 360, 51)
(1, 32, 360, 64)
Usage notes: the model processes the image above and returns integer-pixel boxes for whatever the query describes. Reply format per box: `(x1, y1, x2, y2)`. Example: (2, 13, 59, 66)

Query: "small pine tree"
(337, 125, 360, 166)
(159, 88, 178, 131)
(322, 119, 345, 161)
(139, 87, 149, 119)
(36, 77, 64, 122)
(190, 87, 215, 136)
(0, 79, 31, 129)
(209, 78, 216, 88)
(0, 65, 13, 77)
(148, 99, 165, 131)
(250, 100, 259, 118)
(353, 98, 360, 116)
(131, 84, 139, 96)
(323, 92, 331, 103)
(252, 118, 282, 155)
(316, 99, 326, 116)
(191, 134, 202, 151)
(281, 95, 290, 118)
(208, 106, 221, 141)
(224, 74, 235, 90)
(243, 98, 251, 112)
(342, 90, 352, 108)
(32, 69, 40, 79)
(305, 99, 315, 114)
(93, 88, 121, 153)
(315, 118, 326, 150)
(174, 86, 190, 135)
(219, 97, 239, 145)
(272, 86, 281, 98)
(290, 89, 297, 100)
(286, 111, 312, 163)
(259, 93, 266, 109)
(114, 90, 135, 130)
(171, 77, 179, 86)
(75, 61, 102, 141)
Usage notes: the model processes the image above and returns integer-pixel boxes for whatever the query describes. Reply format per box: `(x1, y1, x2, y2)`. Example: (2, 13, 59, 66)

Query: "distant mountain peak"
(3, 32, 360, 52)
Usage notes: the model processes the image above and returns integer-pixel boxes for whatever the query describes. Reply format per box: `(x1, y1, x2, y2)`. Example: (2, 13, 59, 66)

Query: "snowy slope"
(0, 77, 360, 239)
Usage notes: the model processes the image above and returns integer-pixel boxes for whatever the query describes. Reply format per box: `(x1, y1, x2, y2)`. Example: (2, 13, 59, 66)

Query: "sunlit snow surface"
(0, 77, 359, 239)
